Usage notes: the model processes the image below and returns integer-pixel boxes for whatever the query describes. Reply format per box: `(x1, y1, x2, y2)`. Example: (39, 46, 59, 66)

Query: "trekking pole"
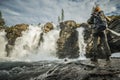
(105, 16, 120, 37)
(107, 28, 120, 36)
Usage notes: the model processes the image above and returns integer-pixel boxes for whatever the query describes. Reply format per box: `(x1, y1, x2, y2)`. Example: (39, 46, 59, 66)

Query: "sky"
(0, 0, 120, 26)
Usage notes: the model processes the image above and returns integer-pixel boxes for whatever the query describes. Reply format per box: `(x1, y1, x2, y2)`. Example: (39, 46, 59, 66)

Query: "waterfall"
(0, 30, 7, 57)
(0, 24, 87, 61)
(10, 24, 60, 61)
(77, 27, 87, 60)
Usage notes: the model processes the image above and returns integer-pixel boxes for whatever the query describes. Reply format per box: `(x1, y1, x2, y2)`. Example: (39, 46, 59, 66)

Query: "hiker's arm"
(102, 11, 112, 22)
(87, 15, 94, 24)
(105, 16, 112, 22)
(101, 11, 111, 22)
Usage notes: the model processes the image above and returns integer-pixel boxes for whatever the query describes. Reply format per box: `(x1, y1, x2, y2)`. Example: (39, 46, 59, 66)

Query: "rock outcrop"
(5, 24, 29, 56)
(5, 24, 28, 44)
(5, 24, 28, 45)
(56, 20, 79, 59)
(0, 59, 120, 80)
(107, 19, 120, 52)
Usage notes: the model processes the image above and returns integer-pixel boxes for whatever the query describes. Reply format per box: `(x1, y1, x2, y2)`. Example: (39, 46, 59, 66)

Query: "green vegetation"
(108, 15, 120, 20)
(0, 11, 5, 28)
(57, 9, 65, 23)
(61, 8, 64, 22)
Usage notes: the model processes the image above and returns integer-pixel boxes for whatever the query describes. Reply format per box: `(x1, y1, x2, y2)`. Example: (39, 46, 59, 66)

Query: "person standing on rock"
(87, 5, 111, 62)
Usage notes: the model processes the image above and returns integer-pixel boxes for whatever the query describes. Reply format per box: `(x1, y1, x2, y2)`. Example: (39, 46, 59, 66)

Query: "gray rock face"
(108, 19, 120, 52)
(56, 20, 79, 59)
(0, 59, 120, 80)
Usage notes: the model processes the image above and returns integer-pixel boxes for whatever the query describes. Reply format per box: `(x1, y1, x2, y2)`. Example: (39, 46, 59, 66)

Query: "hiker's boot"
(106, 55, 111, 61)
(90, 57, 99, 66)
(106, 57, 110, 61)
(91, 57, 98, 62)
(91, 52, 98, 62)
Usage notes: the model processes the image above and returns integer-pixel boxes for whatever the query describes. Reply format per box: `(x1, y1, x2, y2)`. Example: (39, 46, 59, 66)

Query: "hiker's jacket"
(88, 11, 107, 33)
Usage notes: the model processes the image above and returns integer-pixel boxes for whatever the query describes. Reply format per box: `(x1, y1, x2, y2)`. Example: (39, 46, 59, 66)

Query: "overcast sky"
(0, 0, 119, 26)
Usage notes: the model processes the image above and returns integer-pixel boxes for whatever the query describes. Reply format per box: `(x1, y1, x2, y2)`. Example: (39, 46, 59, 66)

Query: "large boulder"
(108, 19, 120, 52)
(56, 20, 79, 59)
(43, 22, 54, 33)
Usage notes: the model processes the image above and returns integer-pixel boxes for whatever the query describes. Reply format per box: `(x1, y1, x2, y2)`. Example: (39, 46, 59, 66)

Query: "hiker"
(87, 5, 111, 62)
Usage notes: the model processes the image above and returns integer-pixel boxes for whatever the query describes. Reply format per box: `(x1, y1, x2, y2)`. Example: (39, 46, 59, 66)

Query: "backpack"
(92, 11, 107, 32)
(95, 22, 107, 32)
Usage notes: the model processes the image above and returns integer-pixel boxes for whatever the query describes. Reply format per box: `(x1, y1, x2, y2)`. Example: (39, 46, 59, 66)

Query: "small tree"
(0, 11, 5, 26)
(58, 16, 60, 23)
(61, 9, 64, 22)
(0, 11, 2, 18)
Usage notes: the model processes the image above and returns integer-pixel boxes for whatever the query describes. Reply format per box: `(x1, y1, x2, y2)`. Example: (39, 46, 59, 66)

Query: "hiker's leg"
(100, 31, 111, 61)
(91, 33, 98, 61)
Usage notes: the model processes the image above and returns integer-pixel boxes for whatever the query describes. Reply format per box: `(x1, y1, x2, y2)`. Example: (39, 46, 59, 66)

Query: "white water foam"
(0, 30, 7, 57)
(9, 24, 60, 61)
(77, 27, 87, 60)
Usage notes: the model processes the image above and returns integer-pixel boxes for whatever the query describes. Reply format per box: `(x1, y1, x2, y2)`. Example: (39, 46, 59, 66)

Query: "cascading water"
(0, 30, 7, 57)
(77, 27, 87, 60)
(10, 24, 60, 61)
(0, 24, 87, 61)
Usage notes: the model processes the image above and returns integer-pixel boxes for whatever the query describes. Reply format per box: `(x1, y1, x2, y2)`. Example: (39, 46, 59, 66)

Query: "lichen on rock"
(56, 20, 79, 59)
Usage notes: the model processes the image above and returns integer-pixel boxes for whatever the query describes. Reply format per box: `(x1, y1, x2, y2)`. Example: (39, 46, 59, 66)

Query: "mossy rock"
(5, 24, 29, 45)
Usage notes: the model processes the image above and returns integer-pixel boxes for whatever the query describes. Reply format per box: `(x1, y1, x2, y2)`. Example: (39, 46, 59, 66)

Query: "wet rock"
(0, 59, 120, 80)
(0, 70, 11, 80)
(43, 22, 54, 33)
(0, 62, 32, 70)
(10, 67, 24, 74)
(56, 20, 79, 59)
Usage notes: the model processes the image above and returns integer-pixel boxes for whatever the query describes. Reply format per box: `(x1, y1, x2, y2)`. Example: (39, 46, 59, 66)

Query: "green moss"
(108, 15, 120, 20)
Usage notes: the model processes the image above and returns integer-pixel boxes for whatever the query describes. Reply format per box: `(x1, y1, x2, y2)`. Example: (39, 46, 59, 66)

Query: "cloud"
(2, 8, 20, 16)
(0, 0, 119, 26)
